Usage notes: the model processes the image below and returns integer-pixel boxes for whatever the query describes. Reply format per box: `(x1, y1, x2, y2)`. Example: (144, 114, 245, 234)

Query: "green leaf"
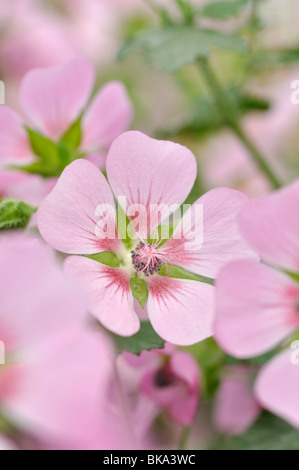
(202, 0, 250, 19)
(217, 413, 299, 450)
(175, 0, 195, 24)
(17, 127, 84, 177)
(0, 199, 37, 230)
(159, 264, 214, 285)
(130, 277, 149, 308)
(86, 251, 121, 268)
(185, 337, 226, 398)
(57, 141, 73, 168)
(111, 321, 165, 356)
(61, 117, 82, 149)
(254, 48, 299, 68)
(26, 128, 60, 166)
(160, 89, 269, 137)
(119, 26, 247, 73)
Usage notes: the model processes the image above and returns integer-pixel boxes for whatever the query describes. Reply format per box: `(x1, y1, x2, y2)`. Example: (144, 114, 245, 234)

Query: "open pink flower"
(37, 130, 255, 345)
(0, 57, 132, 169)
(214, 180, 299, 427)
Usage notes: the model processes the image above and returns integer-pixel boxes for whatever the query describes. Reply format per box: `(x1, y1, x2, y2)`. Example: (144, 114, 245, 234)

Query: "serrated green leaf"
(159, 264, 214, 285)
(111, 321, 165, 356)
(86, 251, 121, 268)
(119, 26, 247, 73)
(61, 117, 82, 149)
(130, 277, 149, 308)
(0, 199, 37, 230)
(202, 0, 249, 19)
(217, 413, 299, 450)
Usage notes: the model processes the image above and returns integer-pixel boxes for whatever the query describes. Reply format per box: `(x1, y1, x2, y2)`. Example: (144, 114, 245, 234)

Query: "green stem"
(198, 59, 282, 190)
(179, 426, 191, 450)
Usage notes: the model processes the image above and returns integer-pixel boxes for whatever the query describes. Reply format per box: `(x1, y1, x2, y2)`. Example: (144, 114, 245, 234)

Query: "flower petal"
(147, 276, 214, 345)
(0, 236, 86, 352)
(214, 260, 299, 358)
(255, 349, 299, 428)
(82, 81, 133, 150)
(65, 256, 140, 336)
(20, 58, 95, 140)
(213, 366, 261, 435)
(37, 159, 120, 255)
(170, 349, 200, 393)
(0, 107, 33, 165)
(163, 187, 257, 278)
(106, 131, 197, 236)
(239, 180, 299, 273)
(4, 328, 114, 444)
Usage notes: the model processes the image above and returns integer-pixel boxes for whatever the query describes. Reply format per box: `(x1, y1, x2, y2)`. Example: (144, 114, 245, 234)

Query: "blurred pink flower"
(138, 345, 200, 425)
(0, 235, 139, 449)
(255, 349, 299, 429)
(214, 179, 299, 427)
(0, 0, 120, 84)
(37, 130, 255, 345)
(0, 58, 132, 168)
(213, 366, 261, 435)
(0, 170, 56, 206)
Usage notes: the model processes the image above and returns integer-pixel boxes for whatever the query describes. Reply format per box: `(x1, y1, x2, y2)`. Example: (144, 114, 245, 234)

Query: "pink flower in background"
(213, 366, 261, 435)
(214, 179, 299, 427)
(0, 235, 133, 449)
(0, 57, 133, 169)
(0, 235, 163, 450)
(112, 344, 200, 448)
(37, 130, 255, 345)
(138, 345, 200, 425)
(255, 349, 299, 429)
(0, 0, 119, 83)
(0, 170, 56, 206)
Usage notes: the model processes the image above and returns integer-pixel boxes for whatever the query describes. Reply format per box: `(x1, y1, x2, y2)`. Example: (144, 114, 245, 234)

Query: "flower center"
(154, 363, 177, 388)
(130, 232, 172, 277)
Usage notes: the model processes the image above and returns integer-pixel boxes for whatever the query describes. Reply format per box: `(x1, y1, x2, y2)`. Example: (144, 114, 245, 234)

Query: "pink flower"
(137, 345, 200, 425)
(255, 349, 299, 429)
(37, 130, 255, 345)
(214, 180, 299, 427)
(213, 365, 261, 435)
(0, 58, 132, 169)
(0, 235, 122, 449)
